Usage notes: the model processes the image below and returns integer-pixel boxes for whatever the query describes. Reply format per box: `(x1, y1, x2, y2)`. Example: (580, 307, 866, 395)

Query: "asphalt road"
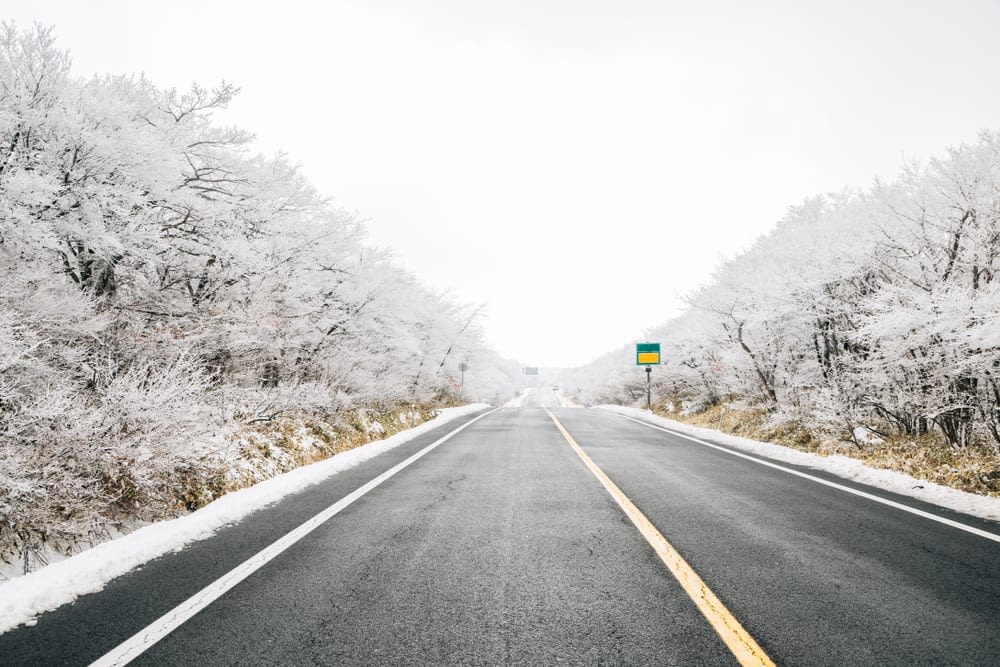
(4, 393, 1000, 666)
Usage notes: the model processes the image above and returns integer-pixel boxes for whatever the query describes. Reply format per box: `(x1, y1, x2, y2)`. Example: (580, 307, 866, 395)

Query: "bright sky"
(9, 1, 1000, 367)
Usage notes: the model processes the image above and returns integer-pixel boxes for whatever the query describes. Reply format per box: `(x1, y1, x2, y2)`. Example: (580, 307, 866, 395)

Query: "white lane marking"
(90, 408, 501, 667)
(613, 412, 1000, 545)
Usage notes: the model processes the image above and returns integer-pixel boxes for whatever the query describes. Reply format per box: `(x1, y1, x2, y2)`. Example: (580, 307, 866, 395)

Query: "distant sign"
(523, 367, 539, 375)
(636, 342, 661, 366)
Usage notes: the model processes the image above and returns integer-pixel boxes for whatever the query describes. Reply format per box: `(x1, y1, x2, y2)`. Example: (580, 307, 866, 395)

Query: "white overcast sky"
(9, 1, 1000, 367)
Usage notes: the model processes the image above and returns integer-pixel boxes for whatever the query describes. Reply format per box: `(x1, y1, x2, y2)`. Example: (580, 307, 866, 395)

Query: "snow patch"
(853, 426, 885, 445)
(598, 405, 1000, 523)
(0, 404, 490, 635)
(356, 409, 386, 436)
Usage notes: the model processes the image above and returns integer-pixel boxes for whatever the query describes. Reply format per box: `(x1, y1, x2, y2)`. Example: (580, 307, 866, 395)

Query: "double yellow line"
(544, 408, 775, 667)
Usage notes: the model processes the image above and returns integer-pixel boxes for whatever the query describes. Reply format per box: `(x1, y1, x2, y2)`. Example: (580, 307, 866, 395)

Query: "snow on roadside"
(502, 390, 527, 408)
(553, 387, 581, 408)
(598, 405, 1000, 523)
(0, 404, 490, 635)
(503, 387, 581, 408)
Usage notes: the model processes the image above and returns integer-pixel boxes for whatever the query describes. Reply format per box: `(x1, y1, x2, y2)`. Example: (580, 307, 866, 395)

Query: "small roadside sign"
(523, 367, 539, 375)
(636, 342, 660, 410)
(636, 342, 661, 366)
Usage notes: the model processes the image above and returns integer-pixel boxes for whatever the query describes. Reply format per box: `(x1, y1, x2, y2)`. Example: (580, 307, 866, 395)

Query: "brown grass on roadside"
(173, 402, 446, 513)
(651, 401, 1000, 497)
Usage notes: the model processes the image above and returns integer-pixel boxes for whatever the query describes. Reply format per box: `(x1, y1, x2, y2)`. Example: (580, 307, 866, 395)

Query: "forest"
(0, 25, 517, 573)
(566, 127, 1000, 490)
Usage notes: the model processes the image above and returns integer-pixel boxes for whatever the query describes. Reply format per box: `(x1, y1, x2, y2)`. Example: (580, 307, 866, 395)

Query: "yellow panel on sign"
(637, 352, 660, 364)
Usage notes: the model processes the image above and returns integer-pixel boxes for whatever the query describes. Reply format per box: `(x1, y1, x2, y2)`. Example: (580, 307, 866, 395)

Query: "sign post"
(459, 362, 469, 398)
(635, 342, 661, 411)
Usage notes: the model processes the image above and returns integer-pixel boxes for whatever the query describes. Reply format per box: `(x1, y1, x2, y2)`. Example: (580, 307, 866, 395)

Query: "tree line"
(0, 25, 516, 569)
(566, 128, 1000, 454)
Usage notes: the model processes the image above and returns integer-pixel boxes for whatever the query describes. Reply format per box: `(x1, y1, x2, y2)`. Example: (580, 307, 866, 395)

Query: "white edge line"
(89, 407, 500, 667)
(613, 412, 1000, 545)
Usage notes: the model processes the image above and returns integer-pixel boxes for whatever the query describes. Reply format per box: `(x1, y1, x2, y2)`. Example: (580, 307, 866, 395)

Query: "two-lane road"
(3, 400, 999, 665)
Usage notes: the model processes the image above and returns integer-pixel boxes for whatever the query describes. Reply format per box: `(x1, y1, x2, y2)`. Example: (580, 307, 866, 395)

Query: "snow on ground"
(0, 404, 490, 635)
(502, 390, 528, 408)
(552, 387, 581, 408)
(599, 405, 1000, 523)
(503, 387, 581, 408)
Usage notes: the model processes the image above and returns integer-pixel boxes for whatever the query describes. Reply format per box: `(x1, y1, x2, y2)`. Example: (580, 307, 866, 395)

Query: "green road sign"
(636, 342, 661, 366)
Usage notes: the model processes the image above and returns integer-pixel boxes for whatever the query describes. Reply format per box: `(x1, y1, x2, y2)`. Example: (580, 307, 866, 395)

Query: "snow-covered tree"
(0, 24, 510, 570)
(568, 132, 1000, 454)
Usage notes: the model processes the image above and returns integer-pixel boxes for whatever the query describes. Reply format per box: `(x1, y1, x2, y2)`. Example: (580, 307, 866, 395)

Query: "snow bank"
(0, 404, 490, 635)
(598, 405, 1000, 523)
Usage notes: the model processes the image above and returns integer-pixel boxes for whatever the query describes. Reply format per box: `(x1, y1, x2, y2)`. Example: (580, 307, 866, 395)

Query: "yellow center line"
(544, 408, 776, 667)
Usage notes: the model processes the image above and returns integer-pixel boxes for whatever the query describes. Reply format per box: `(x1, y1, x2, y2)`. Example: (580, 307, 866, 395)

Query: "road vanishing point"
(4, 388, 1000, 666)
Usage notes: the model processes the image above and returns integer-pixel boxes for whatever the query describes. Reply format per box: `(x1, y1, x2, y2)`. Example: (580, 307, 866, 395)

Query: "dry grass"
(817, 435, 1000, 496)
(652, 401, 1000, 497)
(665, 404, 817, 451)
(174, 402, 445, 512)
(0, 402, 455, 578)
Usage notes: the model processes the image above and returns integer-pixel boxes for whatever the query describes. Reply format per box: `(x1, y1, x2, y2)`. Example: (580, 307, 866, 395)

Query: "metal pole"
(646, 366, 651, 410)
